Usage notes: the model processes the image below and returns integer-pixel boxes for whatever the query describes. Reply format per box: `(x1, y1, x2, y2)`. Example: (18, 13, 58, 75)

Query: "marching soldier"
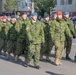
(3, 16, 12, 55)
(6, 15, 17, 59)
(0, 18, 6, 54)
(50, 11, 71, 66)
(40, 13, 53, 62)
(63, 12, 76, 60)
(14, 13, 28, 62)
(25, 12, 44, 69)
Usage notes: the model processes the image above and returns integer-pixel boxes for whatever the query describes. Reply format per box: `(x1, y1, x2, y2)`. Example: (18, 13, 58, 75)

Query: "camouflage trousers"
(15, 40, 26, 56)
(0, 37, 5, 52)
(7, 40, 16, 54)
(40, 40, 54, 57)
(65, 37, 72, 54)
(3, 40, 7, 53)
(27, 44, 41, 66)
(55, 41, 64, 59)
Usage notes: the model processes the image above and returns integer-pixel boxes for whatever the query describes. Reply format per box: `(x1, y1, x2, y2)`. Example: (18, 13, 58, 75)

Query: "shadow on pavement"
(0, 53, 24, 66)
(62, 57, 75, 63)
(46, 71, 64, 75)
(40, 58, 56, 66)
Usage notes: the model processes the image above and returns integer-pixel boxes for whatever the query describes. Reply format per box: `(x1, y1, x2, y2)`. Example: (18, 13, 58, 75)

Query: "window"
(68, 0, 72, 4)
(60, 0, 65, 5)
(27, 3, 32, 7)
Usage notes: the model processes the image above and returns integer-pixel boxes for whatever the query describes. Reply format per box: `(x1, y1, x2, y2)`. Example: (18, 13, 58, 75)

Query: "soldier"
(6, 16, 12, 29)
(14, 13, 28, 62)
(7, 16, 11, 22)
(3, 16, 12, 54)
(63, 12, 76, 60)
(25, 12, 44, 69)
(50, 11, 71, 66)
(40, 13, 53, 62)
(0, 18, 6, 54)
(6, 15, 17, 60)
(53, 13, 57, 20)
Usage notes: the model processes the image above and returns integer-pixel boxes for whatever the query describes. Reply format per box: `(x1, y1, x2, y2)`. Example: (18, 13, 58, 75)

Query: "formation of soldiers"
(0, 11, 76, 69)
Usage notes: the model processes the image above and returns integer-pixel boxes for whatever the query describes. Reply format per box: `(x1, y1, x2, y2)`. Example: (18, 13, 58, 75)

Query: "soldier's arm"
(50, 21, 55, 40)
(69, 20, 76, 36)
(0, 22, 3, 32)
(15, 21, 20, 33)
(26, 21, 32, 41)
(65, 23, 72, 37)
(40, 22, 45, 43)
(0, 25, 2, 32)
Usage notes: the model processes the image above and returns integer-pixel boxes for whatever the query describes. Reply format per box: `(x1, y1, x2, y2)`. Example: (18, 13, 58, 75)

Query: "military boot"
(74, 53, 76, 62)
(14, 55, 16, 60)
(66, 54, 71, 60)
(46, 56, 51, 62)
(59, 59, 62, 65)
(40, 54, 43, 61)
(34, 66, 41, 69)
(24, 58, 27, 63)
(15, 55, 19, 62)
(3, 51, 6, 56)
(6, 53, 10, 60)
(55, 58, 60, 66)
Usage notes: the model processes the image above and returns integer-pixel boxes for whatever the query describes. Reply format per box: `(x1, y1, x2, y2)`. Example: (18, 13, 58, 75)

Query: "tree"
(32, 0, 55, 17)
(4, 0, 17, 11)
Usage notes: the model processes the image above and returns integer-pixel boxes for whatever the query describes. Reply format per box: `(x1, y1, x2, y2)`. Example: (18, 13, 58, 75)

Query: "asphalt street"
(0, 39, 76, 75)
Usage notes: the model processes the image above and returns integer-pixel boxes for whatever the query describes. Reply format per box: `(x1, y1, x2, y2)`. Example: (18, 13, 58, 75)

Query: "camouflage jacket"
(43, 20, 52, 41)
(64, 18, 76, 36)
(16, 18, 29, 42)
(8, 22, 17, 41)
(26, 20, 45, 44)
(50, 19, 71, 41)
(0, 22, 8, 39)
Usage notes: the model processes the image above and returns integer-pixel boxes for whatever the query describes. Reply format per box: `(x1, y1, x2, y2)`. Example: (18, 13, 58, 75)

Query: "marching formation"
(0, 11, 76, 69)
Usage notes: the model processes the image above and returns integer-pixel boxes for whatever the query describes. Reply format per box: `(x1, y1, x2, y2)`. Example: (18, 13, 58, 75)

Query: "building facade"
(17, 0, 34, 14)
(54, 0, 76, 16)
(0, 0, 34, 14)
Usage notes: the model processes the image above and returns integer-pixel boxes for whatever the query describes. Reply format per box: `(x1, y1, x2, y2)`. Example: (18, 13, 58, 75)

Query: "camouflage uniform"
(0, 22, 6, 53)
(26, 20, 44, 67)
(50, 19, 71, 59)
(15, 18, 28, 58)
(40, 20, 53, 60)
(64, 19, 76, 55)
(6, 22, 17, 57)
(3, 21, 12, 53)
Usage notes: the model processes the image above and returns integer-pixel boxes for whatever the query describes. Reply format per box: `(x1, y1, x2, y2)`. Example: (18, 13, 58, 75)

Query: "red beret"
(57, 11, 62, 15)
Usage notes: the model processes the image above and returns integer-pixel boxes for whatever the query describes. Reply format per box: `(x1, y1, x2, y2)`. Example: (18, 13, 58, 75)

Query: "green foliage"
(32, 0, 55, 17)
(4, 0, 17, 11)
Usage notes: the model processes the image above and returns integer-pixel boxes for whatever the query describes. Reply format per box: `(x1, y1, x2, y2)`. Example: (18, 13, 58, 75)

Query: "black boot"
(74, 54, 76, 62)
(66, 54, 71, 60)
(34, 66, 41, 69)
(23, 61, 30, 67)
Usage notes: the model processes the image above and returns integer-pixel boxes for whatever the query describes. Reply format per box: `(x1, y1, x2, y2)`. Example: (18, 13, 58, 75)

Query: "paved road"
(0, 39, 76, 75)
